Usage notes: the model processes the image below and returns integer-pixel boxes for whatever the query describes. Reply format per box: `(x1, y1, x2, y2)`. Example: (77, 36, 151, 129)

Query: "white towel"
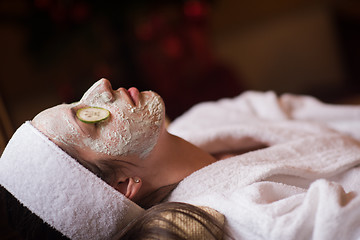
(0, 121, 144, 240)
(167, 91, 360, 239)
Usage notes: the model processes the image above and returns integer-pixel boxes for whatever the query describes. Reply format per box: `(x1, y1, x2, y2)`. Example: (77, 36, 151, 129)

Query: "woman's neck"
(141, 131, 217, 194)
(165, 133, 217, 180)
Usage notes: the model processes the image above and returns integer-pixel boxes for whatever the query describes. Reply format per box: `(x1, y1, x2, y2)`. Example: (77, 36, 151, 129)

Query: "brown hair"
(119, 202, 228, 240)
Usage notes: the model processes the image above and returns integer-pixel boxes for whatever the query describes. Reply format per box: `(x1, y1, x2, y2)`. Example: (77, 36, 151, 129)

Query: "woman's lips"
(127, 87, 140, 106)
(117, 87, 138, 106)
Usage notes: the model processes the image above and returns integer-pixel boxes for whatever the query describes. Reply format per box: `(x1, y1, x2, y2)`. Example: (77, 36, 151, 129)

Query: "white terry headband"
(0, 121, 145, 240)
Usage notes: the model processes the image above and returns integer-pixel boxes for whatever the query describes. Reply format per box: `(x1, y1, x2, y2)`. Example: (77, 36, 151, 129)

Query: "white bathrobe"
(167, 91, 360, 240)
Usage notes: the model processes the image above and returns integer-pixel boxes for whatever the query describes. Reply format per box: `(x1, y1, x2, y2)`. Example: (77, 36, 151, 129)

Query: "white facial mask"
(33, 79, 165, 159)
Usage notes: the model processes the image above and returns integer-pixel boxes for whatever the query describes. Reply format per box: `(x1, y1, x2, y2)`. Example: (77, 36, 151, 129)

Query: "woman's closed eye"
(70, 107, 99, 136)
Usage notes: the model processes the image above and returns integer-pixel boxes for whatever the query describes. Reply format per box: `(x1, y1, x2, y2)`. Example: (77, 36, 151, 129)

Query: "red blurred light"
(34, 0, 51, 10)
(184, 1, 207, 18)
(136, 22, 154, 41)
(71, 2, 90, 23)
(162, 35, 183, 59)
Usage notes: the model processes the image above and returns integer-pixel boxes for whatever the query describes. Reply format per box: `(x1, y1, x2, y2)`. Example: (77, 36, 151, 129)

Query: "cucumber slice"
(76, 107, 110, 123)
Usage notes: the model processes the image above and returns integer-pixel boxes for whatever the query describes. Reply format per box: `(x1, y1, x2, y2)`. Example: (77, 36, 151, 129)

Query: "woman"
(30, 78, 217, 208)
(0, 78, 223, 240)
(2, 78, 360, 239)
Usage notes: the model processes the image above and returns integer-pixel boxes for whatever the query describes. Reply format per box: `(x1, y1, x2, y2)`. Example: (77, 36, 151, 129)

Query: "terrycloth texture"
(0, 121, 145, 240)
(167, 91, 360, 240)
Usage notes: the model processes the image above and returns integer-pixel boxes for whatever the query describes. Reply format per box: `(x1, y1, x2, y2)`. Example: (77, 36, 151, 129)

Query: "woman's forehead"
(33, 104, 67, 123)
(33, 104, 81, 139)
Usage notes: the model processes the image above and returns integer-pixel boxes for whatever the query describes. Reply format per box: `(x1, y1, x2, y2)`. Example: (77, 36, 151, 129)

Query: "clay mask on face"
(33, 79, 165, 159)
(80, 89, 164, 158)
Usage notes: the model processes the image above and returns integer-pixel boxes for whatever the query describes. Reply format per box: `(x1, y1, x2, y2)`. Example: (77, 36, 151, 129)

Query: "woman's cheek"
(83, 124, 129, 157)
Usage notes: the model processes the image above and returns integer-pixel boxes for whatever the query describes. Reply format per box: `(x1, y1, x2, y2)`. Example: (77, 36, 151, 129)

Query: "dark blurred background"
(0, 0, 360, 151)
(0, 1, 359, 238)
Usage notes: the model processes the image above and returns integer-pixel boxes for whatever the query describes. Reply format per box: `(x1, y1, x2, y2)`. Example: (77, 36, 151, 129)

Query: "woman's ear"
(115, 177, 142, 200)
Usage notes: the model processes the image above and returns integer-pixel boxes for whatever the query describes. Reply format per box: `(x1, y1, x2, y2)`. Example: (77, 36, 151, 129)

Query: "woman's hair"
(119, 202, 227, 240)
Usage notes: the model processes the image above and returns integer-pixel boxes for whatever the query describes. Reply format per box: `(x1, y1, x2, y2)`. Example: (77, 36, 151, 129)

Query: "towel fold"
(0, 121, 144, 240)
(168, 91, 360, 153)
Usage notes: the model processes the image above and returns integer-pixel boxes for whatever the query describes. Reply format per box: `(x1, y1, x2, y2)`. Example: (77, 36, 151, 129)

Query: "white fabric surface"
(167, 91, 360, 240)
(0, 121, 144, 240)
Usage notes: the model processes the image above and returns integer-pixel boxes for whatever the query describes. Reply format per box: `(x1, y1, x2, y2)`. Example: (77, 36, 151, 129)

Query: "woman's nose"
(81, 78, 114, 103)
(94, 78, 113, 93)
(99, 78, 112, 89)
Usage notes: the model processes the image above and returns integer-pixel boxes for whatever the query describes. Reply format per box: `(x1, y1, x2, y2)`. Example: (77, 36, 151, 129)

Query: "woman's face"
(32, 79, 166, 162)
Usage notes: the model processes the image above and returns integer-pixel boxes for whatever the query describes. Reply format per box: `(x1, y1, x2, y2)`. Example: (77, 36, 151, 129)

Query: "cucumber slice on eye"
(76, 107, 110, 123)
